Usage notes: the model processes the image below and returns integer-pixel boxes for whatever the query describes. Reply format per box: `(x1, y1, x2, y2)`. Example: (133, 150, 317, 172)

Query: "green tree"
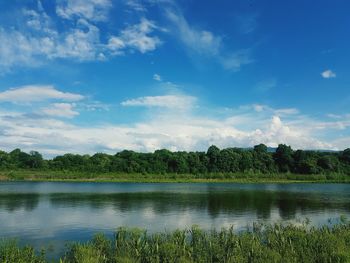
(274, 144, 294, 173)
(341, 148, 350, 163)
(207, 145, 220, 172)
(254, 144, 268, 153)
(27, 151, 44, 169)
(317, 155, 339, 173)
(218, 148, 241, 173)
(253, 144, 276, 173)
(240, 150, 253, 172)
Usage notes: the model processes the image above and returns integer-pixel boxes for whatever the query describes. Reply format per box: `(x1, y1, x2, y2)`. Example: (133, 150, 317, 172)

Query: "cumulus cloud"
(121, 94, 196, 109)
(0, 86, 347, 157)
(321, 69, 336, 79)
(0, 85, 84, 103)
(0, 105, 340, 157)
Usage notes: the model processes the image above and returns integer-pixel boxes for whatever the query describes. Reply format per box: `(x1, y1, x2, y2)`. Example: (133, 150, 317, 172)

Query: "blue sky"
(0, 0, 349, 156)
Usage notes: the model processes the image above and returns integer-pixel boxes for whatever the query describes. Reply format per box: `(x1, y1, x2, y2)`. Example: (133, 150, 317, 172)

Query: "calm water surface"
(0, 182, 350, 257)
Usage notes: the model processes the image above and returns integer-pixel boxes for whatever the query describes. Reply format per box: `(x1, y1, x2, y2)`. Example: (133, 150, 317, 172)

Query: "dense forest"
(0, 144, 350, 175)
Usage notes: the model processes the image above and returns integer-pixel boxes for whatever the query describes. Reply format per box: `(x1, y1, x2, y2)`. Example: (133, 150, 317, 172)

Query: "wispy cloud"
(108, 18, 162, 54)
(125, 0, 147, 12)
(236, 13, 258, 34)
(165, 9, 221, 56)
(164, 7, 253, 71)
(0, 85, 84, 103)
(153, 73, 162, 81)
(41, 103, 79, 118)
(274, 108, 299, 115)
(56, 0, 112, 22)
(321, 69, 336, 79)
(250, 104, 299, 116)
(254, 79, 277, 92)
(220, 50, 254, 72)
(121, 94, 196, 110)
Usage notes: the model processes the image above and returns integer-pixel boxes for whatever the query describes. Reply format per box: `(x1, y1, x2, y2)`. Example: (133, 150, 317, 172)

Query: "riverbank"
(0, 170, 349, 183)
(1, 222, 350, 262)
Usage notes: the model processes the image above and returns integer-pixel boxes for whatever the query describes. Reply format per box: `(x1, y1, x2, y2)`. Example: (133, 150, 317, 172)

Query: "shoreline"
(0, 170, 349, 183)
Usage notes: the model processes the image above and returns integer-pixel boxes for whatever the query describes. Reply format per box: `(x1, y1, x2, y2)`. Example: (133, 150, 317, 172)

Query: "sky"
(0, 0, 349, 157)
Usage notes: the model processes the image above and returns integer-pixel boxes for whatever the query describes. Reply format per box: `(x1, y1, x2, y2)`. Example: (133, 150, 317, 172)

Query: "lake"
(0, 182, 350, 258)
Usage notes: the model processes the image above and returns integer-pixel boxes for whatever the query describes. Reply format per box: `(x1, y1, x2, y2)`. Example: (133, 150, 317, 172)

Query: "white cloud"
(41, 103, 79, 118)
(56, 0, 112, 22)
(121, 94, 196, 109)
(24, 8, 54, 34)
(108, 18, 162, 54)
(0, 85, 84, 103)
(0, 3, 162, 73)
(153, 73, 162, 81)
(0, 28, 52, 71)
(107, 37, 126, 54)
(54, 19, 102, 61)
(0, 9, 101, 70)
(0, 87, 347, 156)
(321, 69, 336, 79)
(0, 105, 340, 157)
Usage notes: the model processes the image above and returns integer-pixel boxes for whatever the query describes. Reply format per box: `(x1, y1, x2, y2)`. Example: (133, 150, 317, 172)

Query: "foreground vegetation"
(1, 221, 350, 262)
(0, 144, 350, 181)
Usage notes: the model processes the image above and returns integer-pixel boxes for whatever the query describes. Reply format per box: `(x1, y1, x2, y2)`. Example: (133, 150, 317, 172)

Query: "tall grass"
(1, 222, 350, 262)
(0, 240, 45, 263)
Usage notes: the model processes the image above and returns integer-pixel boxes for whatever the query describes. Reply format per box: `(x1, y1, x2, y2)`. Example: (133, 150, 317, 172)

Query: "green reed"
(1, 221, 350, 263)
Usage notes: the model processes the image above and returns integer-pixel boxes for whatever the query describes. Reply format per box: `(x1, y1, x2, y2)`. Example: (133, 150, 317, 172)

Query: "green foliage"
(0, 240, 45, 263)
(76, 223, 350, 263)
(2, 222, 350, 262)
(274, 144, 294, 173)
(0, 144, 349, 177)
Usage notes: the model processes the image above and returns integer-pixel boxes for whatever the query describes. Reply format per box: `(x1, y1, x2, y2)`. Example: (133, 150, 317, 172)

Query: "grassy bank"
(0, 170, 350, 183)
(1, 222, 350, 262)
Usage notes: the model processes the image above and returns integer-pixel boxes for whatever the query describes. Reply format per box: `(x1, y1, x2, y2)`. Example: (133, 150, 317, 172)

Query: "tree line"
(0, 144, 349, 175)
